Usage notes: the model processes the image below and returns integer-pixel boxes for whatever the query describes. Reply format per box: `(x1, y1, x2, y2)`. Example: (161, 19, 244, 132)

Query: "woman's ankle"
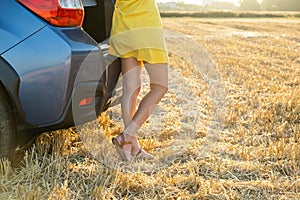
(124, 132, 141, 150)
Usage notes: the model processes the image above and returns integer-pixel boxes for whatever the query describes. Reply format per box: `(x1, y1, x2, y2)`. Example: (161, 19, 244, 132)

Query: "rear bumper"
(15, 81, 106, 147)
(37, 81, 106, 132)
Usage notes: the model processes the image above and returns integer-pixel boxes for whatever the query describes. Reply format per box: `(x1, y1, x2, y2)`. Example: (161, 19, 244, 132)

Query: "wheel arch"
(0, 72, 18, 160)
(0, 56, 26, 131)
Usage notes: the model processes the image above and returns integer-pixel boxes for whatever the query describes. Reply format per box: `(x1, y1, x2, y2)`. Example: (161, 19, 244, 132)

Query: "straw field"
(1, 17, 300, 199)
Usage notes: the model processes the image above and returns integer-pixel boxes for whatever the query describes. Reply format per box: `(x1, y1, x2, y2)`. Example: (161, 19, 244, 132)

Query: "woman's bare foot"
(114, 132, 155, 161)
(132, 149, 155, 160)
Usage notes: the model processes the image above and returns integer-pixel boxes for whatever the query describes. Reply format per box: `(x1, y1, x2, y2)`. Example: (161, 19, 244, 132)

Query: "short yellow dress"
(109, 0, 169, 64)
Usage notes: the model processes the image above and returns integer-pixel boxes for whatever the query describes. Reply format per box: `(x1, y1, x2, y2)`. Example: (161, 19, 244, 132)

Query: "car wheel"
(0, 87, 18, 161)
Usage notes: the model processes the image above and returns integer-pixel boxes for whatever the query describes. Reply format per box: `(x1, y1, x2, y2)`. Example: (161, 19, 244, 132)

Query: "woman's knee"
(150, 83, 168, 97)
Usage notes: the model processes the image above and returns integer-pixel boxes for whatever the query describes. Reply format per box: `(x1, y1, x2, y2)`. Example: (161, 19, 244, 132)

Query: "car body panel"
(0, 0, 107, 129)
(0, 0, 46, 54)
(2, 25, 105, 125)
(2, 26, 70, 125)
(0, 0, 120, 151)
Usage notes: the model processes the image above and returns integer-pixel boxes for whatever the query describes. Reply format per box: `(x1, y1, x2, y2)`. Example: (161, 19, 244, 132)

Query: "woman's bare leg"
(120, 57, 142, 127)
(117, 60, 168, 157)
(116, 57, 142, 159)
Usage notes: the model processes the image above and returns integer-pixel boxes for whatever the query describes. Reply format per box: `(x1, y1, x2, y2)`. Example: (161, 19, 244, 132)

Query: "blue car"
(0, 0, 120, 160)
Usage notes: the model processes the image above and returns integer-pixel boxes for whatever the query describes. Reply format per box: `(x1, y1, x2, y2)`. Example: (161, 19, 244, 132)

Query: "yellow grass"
(1, 17, 300, 199)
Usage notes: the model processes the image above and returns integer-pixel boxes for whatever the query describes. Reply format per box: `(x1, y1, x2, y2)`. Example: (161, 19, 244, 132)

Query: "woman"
(110, 0, 169, 161)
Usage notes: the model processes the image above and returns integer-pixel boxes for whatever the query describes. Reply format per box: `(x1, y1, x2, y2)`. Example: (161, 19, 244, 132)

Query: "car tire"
(0, 87, 18, 161)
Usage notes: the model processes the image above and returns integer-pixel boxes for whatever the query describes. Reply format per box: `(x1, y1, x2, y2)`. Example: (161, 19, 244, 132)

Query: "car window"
(82, 0, 97, 7)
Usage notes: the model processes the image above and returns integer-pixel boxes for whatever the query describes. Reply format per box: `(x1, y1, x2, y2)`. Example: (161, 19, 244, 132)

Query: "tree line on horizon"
(239, 0, 300, 11)
(158, 0, 300, 11)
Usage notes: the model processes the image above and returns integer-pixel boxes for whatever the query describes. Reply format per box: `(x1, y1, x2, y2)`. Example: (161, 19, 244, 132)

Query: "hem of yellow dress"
(120, 55, 169, 65)
(109, 50, 169, 65)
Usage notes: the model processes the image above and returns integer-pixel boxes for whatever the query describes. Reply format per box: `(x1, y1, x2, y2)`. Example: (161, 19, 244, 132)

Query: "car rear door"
(82, 0, 121, 110)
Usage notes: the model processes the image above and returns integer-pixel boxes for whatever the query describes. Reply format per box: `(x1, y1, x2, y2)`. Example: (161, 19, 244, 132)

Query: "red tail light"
(17, 0, 84, 27)
(79, 97, 94, 107)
